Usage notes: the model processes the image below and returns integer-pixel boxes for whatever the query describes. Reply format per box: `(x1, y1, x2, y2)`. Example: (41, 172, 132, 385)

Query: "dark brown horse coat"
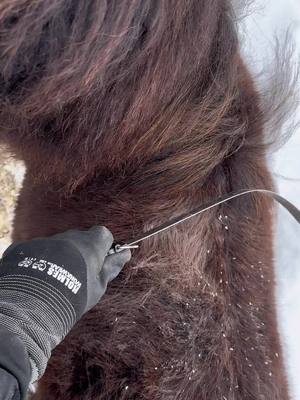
(0, 0, 292, 398)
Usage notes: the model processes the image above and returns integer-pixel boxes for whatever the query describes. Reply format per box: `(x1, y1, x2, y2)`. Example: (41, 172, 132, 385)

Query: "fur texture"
(0, 0, 292, 398)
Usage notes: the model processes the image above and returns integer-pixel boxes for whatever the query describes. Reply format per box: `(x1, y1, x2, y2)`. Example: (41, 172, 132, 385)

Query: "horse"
(0, 0, 294, 398)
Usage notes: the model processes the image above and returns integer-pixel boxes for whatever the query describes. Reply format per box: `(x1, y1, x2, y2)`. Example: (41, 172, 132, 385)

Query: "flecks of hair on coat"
(0, 0, 297, 399)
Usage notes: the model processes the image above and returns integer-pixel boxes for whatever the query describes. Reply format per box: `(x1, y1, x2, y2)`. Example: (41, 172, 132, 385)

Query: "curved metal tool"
(108, 188, 300, 255)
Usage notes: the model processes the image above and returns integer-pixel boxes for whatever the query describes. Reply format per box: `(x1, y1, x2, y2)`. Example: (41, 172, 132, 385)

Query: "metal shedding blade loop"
(110, 189, 300, 254)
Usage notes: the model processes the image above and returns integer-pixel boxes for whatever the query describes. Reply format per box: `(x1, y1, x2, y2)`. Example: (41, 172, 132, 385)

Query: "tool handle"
(107, 243, 139, 255)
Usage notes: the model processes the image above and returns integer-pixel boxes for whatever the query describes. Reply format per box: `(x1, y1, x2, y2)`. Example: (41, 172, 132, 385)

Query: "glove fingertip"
(101, 249, 131, 283)
(110, 249, 132, 268)
(91, 226, 114, 247)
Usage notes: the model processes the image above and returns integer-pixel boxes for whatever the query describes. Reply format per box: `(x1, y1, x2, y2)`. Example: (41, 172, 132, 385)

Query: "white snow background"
(240, 1, 300, 399)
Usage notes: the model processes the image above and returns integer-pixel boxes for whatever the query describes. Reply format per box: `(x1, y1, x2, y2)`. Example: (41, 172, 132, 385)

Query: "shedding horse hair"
(0, 0, 295, 398)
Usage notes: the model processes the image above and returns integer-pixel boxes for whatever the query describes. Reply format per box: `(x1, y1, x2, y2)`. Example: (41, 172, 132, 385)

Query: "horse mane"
(0, 0, 296, 399)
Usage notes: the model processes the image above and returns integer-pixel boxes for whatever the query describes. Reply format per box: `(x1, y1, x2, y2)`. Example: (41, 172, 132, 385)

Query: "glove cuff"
(0, 274, 76, 382)
(0, 325, 31, 399)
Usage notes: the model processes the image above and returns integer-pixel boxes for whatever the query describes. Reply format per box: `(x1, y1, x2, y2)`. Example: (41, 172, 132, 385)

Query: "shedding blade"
(108, 189, 300, 254)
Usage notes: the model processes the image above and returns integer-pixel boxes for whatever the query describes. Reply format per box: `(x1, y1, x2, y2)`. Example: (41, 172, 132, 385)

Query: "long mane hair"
(0, 0, 295, 398)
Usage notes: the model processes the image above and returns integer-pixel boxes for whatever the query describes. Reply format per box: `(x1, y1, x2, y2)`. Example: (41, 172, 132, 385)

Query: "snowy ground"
(240, 1, 300, 399)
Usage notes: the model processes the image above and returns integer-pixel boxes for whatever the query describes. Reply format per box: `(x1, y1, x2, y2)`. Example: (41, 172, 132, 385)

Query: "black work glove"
(0, 367, 19, 400)
(0, 226, 131, 397)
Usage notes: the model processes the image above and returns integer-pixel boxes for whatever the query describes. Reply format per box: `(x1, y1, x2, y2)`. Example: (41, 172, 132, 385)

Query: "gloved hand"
(0, 226, 131, 397)
(0, 367, 19, 400)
